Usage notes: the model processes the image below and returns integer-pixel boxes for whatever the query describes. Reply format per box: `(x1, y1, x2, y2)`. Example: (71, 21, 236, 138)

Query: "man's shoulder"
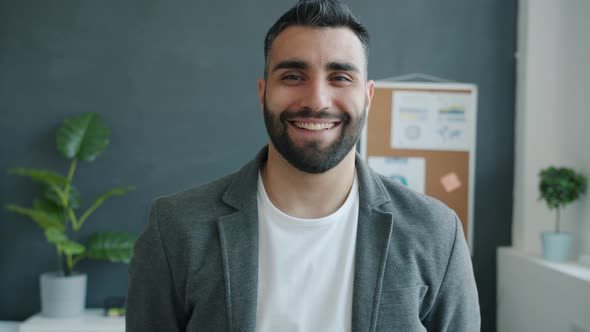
(150, 169, 246, 228)
(376, 172, 453, 213)
(153, 148, 264, 213)
(372, 171, 458, 236)
(157, 171, 237, 206)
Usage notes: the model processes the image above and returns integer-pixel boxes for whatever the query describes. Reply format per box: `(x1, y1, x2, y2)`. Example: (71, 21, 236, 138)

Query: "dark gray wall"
(0, 1, 516, 331)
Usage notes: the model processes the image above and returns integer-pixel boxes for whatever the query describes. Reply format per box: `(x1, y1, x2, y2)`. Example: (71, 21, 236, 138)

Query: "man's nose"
(299, 79, 332, 112)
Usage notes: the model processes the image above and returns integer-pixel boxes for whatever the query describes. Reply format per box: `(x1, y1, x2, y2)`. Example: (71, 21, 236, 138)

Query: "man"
(127, 0, 480, 331)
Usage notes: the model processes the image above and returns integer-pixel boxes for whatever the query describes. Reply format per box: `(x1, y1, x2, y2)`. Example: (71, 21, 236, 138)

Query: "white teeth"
(294, 122, 336, 130)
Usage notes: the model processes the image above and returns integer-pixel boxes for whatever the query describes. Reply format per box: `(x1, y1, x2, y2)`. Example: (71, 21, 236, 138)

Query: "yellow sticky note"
(441, 172, 462, 192)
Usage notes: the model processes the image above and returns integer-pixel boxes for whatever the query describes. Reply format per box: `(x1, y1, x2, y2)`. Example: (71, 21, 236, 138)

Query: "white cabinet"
(497, 247, 590, 332)
(19, 309, 124, 332)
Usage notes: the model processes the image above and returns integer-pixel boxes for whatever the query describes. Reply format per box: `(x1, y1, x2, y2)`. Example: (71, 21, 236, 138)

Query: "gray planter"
(541, 231, 572, 262)
(40, 272, 87, 317)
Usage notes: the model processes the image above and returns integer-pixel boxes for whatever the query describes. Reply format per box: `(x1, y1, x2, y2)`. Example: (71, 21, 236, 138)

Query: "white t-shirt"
(255, 172, 359, 332)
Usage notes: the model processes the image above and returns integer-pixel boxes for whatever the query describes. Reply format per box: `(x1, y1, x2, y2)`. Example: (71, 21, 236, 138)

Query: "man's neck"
(262, 144, 357, 219)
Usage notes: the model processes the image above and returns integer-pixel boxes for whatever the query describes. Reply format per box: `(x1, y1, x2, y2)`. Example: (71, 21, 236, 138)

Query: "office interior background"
(0, 0, 588, 331)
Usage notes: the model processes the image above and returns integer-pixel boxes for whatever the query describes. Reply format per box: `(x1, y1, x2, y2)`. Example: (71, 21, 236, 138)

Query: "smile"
(292, 121, 338, 131)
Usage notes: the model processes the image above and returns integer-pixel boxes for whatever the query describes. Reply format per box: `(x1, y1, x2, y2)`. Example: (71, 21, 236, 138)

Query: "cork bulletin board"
(361, 81, 478, 250)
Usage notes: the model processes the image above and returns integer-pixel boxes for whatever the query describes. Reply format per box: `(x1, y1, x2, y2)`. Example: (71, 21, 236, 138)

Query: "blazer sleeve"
(126, 199, 185, 331)
(422, 214, 481, 331)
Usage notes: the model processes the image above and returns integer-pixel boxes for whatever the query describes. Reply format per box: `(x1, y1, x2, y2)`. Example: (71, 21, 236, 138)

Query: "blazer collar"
(221, 148, 266, 210)
(221, 145, 392, 210)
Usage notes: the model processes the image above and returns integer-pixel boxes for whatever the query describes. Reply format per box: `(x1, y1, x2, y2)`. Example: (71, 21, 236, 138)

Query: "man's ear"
(365, 80, 375, 113)
(257, 79, 266, 112)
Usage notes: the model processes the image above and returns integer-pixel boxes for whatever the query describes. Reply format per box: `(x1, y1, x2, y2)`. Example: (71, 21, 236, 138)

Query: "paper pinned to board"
(440, 172, 462, 193)
(391, 90, 475, 151)
(368, 156, 426, 194)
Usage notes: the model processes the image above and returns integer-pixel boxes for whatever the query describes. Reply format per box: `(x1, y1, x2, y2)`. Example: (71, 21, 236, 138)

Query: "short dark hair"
(263, 0, 369, 76)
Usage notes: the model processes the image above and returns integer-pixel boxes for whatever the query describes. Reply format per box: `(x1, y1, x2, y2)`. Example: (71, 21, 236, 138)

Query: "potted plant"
(538, 166, 587, 262)
(5, 112, 136, 317)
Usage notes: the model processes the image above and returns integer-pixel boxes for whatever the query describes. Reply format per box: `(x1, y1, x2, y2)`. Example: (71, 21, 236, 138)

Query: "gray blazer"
(127, 147, 480, 331)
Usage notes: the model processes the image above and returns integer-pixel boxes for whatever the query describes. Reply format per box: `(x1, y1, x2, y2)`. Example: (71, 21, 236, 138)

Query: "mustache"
(280, 108, 350, 123)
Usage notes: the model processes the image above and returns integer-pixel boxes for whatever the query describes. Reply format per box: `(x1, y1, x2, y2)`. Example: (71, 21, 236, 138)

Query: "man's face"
(258, 26, 374, 174)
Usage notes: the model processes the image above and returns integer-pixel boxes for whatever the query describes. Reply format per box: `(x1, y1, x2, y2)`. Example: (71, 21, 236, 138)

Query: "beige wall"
(513, 0, 590, 259)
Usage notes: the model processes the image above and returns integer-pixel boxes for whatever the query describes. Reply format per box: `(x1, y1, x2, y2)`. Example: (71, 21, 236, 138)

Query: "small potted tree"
(538, 166, 587, 261)
(6, 112, 136, 317)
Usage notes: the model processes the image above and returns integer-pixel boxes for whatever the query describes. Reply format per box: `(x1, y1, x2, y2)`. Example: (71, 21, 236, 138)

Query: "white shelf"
(500, 247, 590, 283)
(19, 309, 124, 332)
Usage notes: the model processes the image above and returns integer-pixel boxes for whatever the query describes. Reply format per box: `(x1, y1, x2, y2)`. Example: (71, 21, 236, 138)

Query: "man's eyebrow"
(326, 62, 359, 73)
(271, 60, 308, 73)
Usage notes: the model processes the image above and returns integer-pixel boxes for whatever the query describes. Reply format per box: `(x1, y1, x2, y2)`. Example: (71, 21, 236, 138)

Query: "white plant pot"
(40, 272, 87, 317)
(541, 231, 572, 262)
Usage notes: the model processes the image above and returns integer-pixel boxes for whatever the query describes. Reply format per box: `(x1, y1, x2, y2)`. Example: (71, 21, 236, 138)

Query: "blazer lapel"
(218, 209, 258, 332)
(217, 147, 267, 332)
(351, 153, 395, 332)
(351, 207, 393, 332)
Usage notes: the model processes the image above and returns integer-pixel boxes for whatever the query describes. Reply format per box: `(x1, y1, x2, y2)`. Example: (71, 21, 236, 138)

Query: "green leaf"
(34, 198, 65, 221)
(8, 168, 67, 186)
(5, 205, 65, 231)
(44, 184, 82, 209)
(56, 112, 110, 162)
(85, 231, 137, 263)
(61, 240, 85, 255)
(77, 186, 136, 228)
(45, 227, 68, 244)
(95, 186, 136, 203)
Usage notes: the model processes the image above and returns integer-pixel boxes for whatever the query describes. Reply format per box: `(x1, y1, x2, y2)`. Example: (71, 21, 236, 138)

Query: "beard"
(263, 99, 366, 174)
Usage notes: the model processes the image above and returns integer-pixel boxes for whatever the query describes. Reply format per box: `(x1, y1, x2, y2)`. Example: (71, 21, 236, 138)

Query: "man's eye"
(282, 75, 303, 81)
(332, 76, 352, 82)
